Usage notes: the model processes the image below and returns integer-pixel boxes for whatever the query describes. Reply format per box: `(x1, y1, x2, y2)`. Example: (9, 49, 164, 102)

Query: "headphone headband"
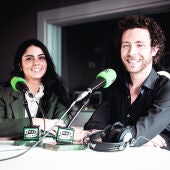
(88, 139, 127, 151)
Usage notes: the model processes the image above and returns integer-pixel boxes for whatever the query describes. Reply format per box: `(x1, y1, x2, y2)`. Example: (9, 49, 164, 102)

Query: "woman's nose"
(33, 58, 40, 65)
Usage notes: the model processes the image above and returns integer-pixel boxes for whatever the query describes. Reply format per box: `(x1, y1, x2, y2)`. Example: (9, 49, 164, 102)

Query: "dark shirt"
(84, 69, 170, 149)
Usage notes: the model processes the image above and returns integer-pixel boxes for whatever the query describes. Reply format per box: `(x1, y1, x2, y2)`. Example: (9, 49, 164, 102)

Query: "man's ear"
(151, 46, 159, 57)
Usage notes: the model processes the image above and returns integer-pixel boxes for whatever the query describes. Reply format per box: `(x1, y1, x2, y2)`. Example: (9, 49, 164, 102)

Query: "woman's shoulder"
(0, 82, 13, 94)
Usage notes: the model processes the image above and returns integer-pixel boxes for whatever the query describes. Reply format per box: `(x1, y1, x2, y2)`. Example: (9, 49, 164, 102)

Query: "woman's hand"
(32, 118, 66, 135)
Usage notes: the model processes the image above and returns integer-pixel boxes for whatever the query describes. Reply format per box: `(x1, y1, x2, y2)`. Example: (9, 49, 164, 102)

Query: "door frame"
(37, 0, 170, 75)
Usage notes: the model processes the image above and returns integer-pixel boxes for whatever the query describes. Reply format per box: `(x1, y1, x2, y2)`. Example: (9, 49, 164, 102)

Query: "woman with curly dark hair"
(84, 15, 170, 150)
(0, 39, 70, 139)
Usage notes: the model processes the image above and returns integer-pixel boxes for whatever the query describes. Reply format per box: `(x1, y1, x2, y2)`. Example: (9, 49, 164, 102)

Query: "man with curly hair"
(84, 15, 170, 150)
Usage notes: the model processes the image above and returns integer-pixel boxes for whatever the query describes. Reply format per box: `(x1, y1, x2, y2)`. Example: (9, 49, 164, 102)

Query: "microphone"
(75, 68, 117, 102)
(11, 77, 39, 141)
(10, 77, 33, 98)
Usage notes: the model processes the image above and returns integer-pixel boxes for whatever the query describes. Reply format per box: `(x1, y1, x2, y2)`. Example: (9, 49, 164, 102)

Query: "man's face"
(120, 28, 158, 74)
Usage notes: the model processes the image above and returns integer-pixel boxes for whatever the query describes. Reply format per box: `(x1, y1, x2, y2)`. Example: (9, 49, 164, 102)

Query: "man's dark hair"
(117, 15, 166, 64)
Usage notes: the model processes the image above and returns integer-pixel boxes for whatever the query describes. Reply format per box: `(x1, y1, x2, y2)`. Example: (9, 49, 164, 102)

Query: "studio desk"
(0, 137, 170, 170)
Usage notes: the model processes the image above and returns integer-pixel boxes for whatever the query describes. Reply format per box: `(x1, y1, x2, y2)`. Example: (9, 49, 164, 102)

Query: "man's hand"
(72, 128, 89, 144)
(142, 135, 167, 148)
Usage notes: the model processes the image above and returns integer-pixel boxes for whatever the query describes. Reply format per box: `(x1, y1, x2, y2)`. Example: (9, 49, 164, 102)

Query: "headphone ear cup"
(107, 122, 125, 142)
(107, 128, 122, 142)
(102, 124, 112, 142)
(117, 128, 133, 142)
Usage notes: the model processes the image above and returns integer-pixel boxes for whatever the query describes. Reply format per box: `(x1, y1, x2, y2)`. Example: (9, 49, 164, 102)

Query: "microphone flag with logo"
(11, 77, 33, 98)
(75, 68, 117, 102)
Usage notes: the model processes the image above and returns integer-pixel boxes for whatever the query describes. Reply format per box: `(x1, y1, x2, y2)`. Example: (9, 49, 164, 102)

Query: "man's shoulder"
(157, 71, 170, 86)
(157, 71, 170, 79)
(155, 72, 170, 96)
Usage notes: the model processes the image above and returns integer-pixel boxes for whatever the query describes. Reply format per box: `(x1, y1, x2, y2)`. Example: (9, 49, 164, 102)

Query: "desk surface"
(0, 140, 170, 170)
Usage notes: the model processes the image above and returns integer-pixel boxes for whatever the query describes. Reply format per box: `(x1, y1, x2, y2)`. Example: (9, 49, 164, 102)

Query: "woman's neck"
(26, 79, 42, 95)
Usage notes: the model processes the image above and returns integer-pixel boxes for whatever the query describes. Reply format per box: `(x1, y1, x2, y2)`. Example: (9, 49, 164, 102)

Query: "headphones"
(84, 122, 136, 152)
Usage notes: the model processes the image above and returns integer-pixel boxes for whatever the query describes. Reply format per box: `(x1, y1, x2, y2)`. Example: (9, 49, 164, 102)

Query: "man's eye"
(137, 44, 145, 48)
(121, 44, 130, 48)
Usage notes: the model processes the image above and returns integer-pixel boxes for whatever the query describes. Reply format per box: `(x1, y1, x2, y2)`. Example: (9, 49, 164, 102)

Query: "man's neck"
(129, 66, 152, 88)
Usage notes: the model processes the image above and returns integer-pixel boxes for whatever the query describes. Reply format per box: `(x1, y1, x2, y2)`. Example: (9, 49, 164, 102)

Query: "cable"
(0, 144, 36, 161)
(67, 96, 91, 128)
(36, 100, 46, 135)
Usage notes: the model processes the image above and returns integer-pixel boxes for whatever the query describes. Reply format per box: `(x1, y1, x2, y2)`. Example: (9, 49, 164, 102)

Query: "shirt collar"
(141, 68, 159, 90)
(124, 68, 159, 94)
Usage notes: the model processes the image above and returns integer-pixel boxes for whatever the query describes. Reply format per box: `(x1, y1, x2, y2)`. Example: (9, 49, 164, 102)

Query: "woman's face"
(21, 45, 47, 82)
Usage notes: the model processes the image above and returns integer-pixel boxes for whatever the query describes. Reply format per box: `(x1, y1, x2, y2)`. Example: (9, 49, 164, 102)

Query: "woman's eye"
(25, 57, 33, 61)
(39, 55, 46, 60)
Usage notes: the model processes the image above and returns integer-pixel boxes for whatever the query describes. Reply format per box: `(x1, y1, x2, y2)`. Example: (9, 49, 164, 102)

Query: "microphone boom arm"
(67, 96, 91, 128)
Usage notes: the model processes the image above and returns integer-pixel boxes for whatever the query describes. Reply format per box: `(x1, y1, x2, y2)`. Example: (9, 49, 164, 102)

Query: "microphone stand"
(22, 92, 33, 126)
(22, 92, 40, 141)
(66, 95, 91, 128)
(36, 100, 46, 135)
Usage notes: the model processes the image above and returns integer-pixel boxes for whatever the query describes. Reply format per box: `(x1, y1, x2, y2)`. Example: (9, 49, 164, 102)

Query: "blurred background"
(0, 0, 170, 102)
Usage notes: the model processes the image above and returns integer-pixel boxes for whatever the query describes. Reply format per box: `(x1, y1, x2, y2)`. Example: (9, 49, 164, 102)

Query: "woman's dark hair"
(117, 15, 166, 65)
(10, 38, 69, 109)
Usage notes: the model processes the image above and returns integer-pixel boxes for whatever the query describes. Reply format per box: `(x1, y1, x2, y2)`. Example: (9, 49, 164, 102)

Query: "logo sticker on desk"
(56, 127, 74, 144)
(24, 126, 39, 141)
